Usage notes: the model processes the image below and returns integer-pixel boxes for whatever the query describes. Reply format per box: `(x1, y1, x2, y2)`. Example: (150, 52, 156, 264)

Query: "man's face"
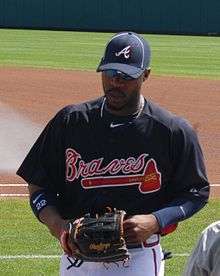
(102, 70, 150, 115)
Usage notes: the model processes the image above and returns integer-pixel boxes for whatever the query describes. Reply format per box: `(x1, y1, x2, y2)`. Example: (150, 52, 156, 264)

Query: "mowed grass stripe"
(0, 29, 220, 79)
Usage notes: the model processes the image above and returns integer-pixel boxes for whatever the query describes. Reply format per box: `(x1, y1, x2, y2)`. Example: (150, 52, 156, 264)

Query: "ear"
(143, 69, 151, 81)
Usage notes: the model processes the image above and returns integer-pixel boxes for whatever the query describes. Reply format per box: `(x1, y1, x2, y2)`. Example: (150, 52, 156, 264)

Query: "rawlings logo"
(115, 46, 131, 59)
(89, 243, 110, 252)
(65, 148, 161, 194)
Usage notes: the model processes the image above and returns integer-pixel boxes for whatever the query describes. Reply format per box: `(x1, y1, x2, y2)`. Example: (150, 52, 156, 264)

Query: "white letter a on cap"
(115, 46, 131, 59)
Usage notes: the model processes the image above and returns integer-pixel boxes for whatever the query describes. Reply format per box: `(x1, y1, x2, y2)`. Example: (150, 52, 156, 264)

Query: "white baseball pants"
(60, 234, 164, 276)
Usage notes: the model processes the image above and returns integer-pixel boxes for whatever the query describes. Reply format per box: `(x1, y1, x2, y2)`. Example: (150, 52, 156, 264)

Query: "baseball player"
(17, 31, 210, 276)
(183, 221, 220, 276)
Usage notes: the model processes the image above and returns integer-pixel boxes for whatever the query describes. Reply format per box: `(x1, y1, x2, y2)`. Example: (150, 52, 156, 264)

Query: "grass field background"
(0, 29, 220, 79)
(0, 29, 220, 275)
(0, 199, 220, 275)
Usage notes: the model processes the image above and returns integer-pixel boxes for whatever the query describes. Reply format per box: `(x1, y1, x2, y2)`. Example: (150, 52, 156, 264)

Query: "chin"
(105, 93, 123, 106)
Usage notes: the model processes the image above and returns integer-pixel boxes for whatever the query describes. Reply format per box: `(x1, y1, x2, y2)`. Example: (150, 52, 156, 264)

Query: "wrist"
(39, 207, 66, 239)
(30, 189, 57, 222)
(149, 214, 160, 233)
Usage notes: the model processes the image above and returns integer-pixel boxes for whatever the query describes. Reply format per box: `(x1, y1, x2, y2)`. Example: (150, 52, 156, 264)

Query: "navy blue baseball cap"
(97, 31, 151, 79)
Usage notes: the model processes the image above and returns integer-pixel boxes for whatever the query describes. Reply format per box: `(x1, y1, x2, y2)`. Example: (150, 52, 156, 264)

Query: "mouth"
(105, 90, 126, 107)
(105, 89, 126, 100)
(106, 88, 125, 95)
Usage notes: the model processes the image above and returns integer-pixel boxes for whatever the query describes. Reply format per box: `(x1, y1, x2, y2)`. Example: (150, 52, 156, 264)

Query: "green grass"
(1, 259, 59, 276)
(0, 29, 220, 79)
(0, 199, 220, 275)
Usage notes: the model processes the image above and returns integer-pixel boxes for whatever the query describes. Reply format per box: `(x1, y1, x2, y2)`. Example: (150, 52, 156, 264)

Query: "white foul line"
(0, 184, 27, 187)
(0, 184, 28, 197)
(0, 254, 190, 260)
(0, 255, 60, 259)
(0, 194, 29, 197)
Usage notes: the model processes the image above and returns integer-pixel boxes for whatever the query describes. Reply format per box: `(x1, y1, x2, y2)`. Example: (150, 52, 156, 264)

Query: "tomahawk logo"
(82, 159, 161, 194)
(115, 46, 131, 59)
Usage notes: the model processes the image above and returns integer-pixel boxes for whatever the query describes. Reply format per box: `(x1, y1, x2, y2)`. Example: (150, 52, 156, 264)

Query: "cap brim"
(96, 63, 145, 79)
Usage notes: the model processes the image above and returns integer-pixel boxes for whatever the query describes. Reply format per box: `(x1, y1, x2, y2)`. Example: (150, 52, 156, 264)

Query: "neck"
(132, 94, 144, 115)
(104, 94, 144, 117)
(132, 94, 145, 118)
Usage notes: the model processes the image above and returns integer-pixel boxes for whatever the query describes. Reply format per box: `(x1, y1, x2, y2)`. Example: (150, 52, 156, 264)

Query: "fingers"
(60, 220, 82, 257)
(123, 217, 151, 243)
(123, 218, 137, 230)
(124, 226, 142, 243)
(60, 229, 75, 256)
(123, 218, 138, 239)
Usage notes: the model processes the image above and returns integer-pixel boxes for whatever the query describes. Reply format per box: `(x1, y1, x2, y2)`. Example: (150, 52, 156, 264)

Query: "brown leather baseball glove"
(67, 209, 130, 263)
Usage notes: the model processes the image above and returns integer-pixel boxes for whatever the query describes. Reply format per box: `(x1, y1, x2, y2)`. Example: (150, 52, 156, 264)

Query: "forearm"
(28, 184, 66, 240)
(39, 206, 67, 239)
(152, 197, 206, 229)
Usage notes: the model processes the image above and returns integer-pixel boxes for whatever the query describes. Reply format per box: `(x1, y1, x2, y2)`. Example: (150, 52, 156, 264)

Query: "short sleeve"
(16, 108, 67, 192)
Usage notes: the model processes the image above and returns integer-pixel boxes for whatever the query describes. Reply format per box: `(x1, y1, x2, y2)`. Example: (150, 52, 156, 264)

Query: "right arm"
(17, 108, 78, 255)
(17, 110, 68, 238)
(28, 183, 77, 255)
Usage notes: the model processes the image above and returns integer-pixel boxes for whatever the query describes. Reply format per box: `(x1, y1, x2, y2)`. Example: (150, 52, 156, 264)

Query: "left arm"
(152, 118, 210, 230)
(124, 119, 210, 243)
(123, 196, 207, 244)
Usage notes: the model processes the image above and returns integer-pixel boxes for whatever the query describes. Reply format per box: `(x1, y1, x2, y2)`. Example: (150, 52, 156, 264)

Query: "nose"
(110, 76, 125, 87)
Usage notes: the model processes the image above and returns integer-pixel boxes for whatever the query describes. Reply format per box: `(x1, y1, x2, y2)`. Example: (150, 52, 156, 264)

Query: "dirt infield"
(0, 67, 219, 197)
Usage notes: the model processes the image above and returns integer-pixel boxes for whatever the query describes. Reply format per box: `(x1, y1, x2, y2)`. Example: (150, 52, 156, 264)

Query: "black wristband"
(30, 190, 56, 222)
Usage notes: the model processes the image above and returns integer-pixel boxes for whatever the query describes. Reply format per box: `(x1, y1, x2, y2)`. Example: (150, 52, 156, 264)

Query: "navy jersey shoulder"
(143, 100, 200, 160)
(56, 97, 104, 124)
(16, 97, 104, 189)
(143, 99, 208, 189)
(143, 99, 194, 135)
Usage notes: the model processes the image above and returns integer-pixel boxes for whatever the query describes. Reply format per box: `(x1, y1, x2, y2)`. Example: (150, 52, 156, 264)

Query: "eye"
(103, 70, 134, 81)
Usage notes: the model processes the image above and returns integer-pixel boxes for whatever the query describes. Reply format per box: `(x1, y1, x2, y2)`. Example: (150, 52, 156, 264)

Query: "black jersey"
(17, 97, 209, 219)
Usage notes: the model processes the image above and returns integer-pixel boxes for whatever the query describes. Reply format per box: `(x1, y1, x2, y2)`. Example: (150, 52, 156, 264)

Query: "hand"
(123, 214, 160, 244)
(60, 225, 78, 256)
(59, 218, 83, 256)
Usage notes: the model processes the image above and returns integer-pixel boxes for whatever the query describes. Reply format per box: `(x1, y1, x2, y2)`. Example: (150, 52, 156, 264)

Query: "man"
(17, 31, 210, 276)
(183, 221, 220, 276)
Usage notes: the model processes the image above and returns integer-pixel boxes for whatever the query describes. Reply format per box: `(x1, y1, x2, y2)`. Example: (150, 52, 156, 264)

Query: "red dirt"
(0, 67, 219, 197)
